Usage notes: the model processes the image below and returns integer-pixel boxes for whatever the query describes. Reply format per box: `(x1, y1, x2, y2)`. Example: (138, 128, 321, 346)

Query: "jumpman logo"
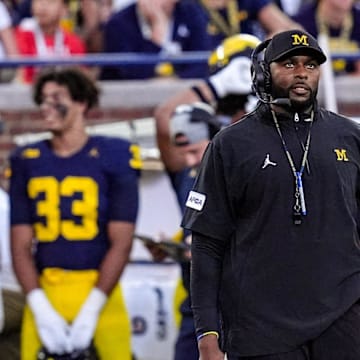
(262, 154, 277, 169)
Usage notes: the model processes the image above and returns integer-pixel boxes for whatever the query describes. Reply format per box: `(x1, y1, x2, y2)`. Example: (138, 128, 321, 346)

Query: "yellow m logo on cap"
(292, 34, 309, 46)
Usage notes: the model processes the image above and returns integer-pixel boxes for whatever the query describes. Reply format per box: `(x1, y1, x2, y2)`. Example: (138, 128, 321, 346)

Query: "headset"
(251, 39, 272, 103)
(251, 39, 291, 107)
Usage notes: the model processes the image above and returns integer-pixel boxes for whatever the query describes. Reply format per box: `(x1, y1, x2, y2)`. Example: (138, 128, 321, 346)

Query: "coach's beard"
(290, 89, 317, 113)
(272, 85, 317, 113)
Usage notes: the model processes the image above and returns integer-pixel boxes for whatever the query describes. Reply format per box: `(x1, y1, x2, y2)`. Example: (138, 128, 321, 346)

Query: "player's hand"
(27, 288, 72, 354)
(145, 232, 170, 262)
(69, 288, 107, 351)
(146, 242, 168, 262)
(207, 57, 253, 98)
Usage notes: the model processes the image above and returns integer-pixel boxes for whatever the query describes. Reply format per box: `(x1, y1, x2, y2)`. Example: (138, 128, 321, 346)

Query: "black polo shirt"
(182, 103, 360, 356)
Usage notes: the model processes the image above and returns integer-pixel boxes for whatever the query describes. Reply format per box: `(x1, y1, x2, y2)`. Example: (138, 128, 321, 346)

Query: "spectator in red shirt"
(15, 0, 86, 83)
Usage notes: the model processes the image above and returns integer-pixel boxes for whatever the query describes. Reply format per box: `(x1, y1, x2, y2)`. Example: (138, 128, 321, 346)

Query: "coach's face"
(270, 54, 320, 112)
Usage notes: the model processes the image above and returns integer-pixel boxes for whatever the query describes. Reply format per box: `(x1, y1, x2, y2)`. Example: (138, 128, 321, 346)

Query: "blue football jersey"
(9, 135, 141, 271)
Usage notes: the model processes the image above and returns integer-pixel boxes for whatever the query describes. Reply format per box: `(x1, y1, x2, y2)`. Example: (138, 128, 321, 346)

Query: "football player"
(154, 33, 260, 360)
(9, 67, 141, 360)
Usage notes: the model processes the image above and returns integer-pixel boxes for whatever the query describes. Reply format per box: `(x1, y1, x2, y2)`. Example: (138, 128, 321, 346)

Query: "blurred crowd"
(0, 0, 359, 83)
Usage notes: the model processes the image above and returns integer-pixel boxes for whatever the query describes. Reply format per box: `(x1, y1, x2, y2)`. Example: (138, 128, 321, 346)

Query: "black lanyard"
(271, 110, 314, 225)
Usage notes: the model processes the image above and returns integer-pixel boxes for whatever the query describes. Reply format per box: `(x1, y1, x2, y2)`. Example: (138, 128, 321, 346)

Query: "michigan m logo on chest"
(334, 149, 349, 161)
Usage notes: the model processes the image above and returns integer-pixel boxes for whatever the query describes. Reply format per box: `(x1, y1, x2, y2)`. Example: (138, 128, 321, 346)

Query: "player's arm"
(96, 141, 140, 291)
(12, 225, 73, 354)
(9, 151, 42, 294)
(68, 222, 135, 352)
(68, 223, 135, 352)
(69, 225, 136, 352)
(154, 84, 213, 172)
(96, 221, 134, 294)
(155, 52, 255, 172)
(11, 224, 39, 294)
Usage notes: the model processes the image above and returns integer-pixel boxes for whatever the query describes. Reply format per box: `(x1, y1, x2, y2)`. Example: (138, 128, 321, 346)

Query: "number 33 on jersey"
(8, 135, 141, 271)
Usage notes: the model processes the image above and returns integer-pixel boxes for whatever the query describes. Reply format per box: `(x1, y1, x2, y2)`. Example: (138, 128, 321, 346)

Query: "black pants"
(228, 300, 360, 360)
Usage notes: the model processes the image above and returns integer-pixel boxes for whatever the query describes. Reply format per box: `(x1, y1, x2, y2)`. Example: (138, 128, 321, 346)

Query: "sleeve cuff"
(205, 79, 220, 101)
(196, 330, 219, 342)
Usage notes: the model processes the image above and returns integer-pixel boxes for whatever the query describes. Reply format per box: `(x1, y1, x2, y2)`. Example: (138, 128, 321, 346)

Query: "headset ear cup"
(251, 39, 271, 101)
(260, 61, 271, 95)
(251, 61, 262, 95)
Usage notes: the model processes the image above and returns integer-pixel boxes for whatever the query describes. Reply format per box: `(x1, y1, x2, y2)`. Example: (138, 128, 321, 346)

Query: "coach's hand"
(27, 288, 72, 354)
(69, 287, 107, 351)
(198, 334, 225, 360)
(207, 56, 253, 99)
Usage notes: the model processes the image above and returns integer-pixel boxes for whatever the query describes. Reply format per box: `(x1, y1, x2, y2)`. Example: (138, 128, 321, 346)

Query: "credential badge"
(186, 190, 206, 211)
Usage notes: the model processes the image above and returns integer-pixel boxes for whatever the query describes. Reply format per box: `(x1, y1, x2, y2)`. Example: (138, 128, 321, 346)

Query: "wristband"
(191, 85, 211, 105)
(205, 79, 220, 101)
(196, 330, 219, 342)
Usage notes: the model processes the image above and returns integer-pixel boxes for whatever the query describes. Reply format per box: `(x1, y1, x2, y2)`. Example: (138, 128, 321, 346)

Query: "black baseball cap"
(264, 30, 327, 64)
